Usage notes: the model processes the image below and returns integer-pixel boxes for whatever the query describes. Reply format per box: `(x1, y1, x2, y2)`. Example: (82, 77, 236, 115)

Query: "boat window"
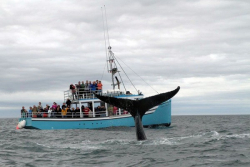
(94, 101, 106, 117)
(107, 104, 129, 116)
(80, 102, 92, 110)
(107, 104, 114, 116)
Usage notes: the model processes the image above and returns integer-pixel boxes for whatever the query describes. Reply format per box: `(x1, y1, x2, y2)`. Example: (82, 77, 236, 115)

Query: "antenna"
(104, 5, 111, 47)
(102, 5, 115, 90)
(101, 7, 109, 72)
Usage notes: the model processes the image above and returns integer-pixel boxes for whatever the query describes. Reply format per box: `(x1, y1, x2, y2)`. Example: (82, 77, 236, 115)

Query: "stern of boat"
(142, 100, 171, 127)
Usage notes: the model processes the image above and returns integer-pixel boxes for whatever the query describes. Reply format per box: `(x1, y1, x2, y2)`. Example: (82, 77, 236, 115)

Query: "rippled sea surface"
(0, 115, 249, 167)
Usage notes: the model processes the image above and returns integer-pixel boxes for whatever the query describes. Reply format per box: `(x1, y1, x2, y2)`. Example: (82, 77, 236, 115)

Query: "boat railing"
(64, 88, 102, 102)
(64, 88, 128, 102)
(21, 110, 109, 118)
(21, 109, 130, 119)
(102, 90, 125, 97)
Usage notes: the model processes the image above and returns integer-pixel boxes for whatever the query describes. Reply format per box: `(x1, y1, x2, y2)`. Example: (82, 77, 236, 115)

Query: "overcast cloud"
(0, 0, 250, 117)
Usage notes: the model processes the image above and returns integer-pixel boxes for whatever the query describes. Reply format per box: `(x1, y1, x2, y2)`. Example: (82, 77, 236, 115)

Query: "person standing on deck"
(61, 106, 67, 118)
(97, 81, 103, 94)
(76, 81, 81, 99)
(74, 84, 78, 99)
(66, 106, 71, 118)
(66, 98, 71, 108)
(80, 81, 85, 98)
(54, 105, 61, 118)
(32, 105, 38, 117)
(43, 107, 48, 118)
(85, 80, 89, 89)
(62, 103, 66, 109)
(52, 102, 57, 110)
(96, 80, 99, 88)
(88, 109, 93, 118)
(70, 84, 76, 100)
(21, 106, 27, 118)
(91, 81, 97, 93)
(46, 104, 50, 109)
(84, 107, 90, 118)
(81, 105, 85, 112)
(28, 106, 32, 117)
(71, 107, 75, 118)
(113, 106, 118, 115)
(93, 81, 97, 90)
(48, 108, 53, 118)
(37, 102, 43, 114)
(87, 81, 92, 98)
(75, 107, 80, 118)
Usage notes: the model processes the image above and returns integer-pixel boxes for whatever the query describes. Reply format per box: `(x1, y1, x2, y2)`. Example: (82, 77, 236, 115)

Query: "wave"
(143, 131, 250, 146)
(35, 140, 106, 151)
(218, 133, 250, 140)
(15, 130, 250, 152)
(101, 139, 133, 145)
(81, 131, 250, 147)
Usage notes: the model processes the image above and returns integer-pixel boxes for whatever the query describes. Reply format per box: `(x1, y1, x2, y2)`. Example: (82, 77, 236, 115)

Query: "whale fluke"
(95, 86, 180, 140)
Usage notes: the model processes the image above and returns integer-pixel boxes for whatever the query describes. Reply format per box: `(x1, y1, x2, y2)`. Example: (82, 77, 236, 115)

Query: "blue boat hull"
(19, 100, 171, 130)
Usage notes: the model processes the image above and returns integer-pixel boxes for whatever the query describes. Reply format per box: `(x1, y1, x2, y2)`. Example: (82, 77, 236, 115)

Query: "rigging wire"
(113, 56, 138, 93)
(101, 7, 109, 72)
(100, 61, 106, 81)
(115, 56, 159, 94)
(117, 70, 127, 92)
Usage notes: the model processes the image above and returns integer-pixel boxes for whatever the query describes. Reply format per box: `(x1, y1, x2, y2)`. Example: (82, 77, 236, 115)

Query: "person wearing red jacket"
(97, 81, 103, 94)
(84, 107, 90, 118)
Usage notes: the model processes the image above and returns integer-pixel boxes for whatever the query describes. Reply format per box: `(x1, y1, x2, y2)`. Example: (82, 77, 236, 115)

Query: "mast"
(107, 46, 120, 90)
(102, 6, 120, 91)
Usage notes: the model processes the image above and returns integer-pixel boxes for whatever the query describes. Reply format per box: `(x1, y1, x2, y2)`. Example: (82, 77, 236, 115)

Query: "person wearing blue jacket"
(90, 81, 97, 92)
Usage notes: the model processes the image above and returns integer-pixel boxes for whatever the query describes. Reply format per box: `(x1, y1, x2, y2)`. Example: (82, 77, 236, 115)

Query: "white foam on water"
(132, 131, 249, 146)
(34, 132, 249, 150)
(172, 131, 216, 140)
(36, 142, 52, 148)
(206, 159, 228, 162)
(153, 131, 221, 145)
(101, 139, 132, 145)
(218, 133, 250, 140)
(227, 133, 250, 138)
(35, 140, 105, 151)
(90, 138, 176, 146)
(147, 138, 177, 145)
(211, 131, 220, 136)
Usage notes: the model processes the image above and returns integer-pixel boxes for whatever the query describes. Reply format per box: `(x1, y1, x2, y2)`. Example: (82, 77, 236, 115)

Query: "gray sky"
(1, 0, 250, 118)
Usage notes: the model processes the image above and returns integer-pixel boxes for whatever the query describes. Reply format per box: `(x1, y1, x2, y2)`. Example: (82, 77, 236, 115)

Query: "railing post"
(80, 102, 83, 118)
(92, 101, 95, 117)
(105, 103, 108, 117)
(77, 88, 79, 100)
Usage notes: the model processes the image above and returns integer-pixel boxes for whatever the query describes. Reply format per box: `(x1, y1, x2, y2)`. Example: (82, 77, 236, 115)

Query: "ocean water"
(0, 115, 249, 167)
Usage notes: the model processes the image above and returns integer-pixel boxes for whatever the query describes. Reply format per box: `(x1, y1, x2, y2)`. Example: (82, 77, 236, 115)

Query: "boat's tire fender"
(17, 120, 26, 129)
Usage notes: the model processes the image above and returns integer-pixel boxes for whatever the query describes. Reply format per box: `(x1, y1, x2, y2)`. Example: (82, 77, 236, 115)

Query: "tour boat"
(18, 46, 172, 130)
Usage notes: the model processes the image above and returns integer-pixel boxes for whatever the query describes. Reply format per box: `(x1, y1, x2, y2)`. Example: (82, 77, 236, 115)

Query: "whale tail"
(95, 86, 180, 140)
(95, 86, 180, 118)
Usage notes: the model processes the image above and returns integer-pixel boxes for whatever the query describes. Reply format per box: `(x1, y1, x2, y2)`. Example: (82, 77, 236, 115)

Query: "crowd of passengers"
(70, 80, 103, 100)
(20, 100, 106, 118)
